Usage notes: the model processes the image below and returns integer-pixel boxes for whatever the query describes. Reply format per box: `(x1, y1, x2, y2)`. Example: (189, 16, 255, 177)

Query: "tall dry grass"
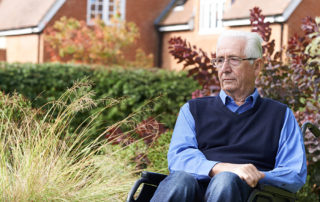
(0, 80, 139, 201)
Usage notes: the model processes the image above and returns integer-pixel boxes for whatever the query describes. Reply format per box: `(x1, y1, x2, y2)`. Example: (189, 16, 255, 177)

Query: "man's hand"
(209, 163, 265, 188)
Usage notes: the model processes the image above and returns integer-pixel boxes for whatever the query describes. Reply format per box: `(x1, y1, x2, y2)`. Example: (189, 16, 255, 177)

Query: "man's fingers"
(233, 170, 254, 187)
(235, 164, 264, 187)
(241, 173, 258, 188)
(212, 163, 265, 188)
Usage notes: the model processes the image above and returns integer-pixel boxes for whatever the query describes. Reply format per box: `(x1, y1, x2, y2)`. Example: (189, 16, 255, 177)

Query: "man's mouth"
(223, 78, 235, 81)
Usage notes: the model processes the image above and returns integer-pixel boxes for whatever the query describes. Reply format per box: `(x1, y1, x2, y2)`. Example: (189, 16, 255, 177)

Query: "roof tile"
(223, 0, 292, 20)
(0, 0, 58, 30)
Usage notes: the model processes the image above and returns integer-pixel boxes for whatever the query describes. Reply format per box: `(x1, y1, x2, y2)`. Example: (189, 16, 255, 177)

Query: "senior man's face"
(216, 37, 259, 97)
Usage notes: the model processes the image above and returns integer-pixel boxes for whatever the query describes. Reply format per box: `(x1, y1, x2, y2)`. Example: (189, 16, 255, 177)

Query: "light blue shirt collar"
(219, 88, 259, 107)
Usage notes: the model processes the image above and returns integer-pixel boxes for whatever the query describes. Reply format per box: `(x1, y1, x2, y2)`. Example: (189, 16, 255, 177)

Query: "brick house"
(156, 0, 320, 69)
(0, 0, 319, 68)
(0, 0, 170, 64)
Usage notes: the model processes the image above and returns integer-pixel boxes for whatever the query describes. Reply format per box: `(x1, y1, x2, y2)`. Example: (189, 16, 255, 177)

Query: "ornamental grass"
(0, 80, 140, 201)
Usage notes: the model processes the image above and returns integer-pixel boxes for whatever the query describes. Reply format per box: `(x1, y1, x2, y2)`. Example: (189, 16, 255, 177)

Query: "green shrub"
(0, 63, 199, 132)
(0, 62, 92, 107)
(92, 67, 199, 128)
(112, 130, 172, 174)
(297, 175, 319, 201)
(146, 130, 172, 174)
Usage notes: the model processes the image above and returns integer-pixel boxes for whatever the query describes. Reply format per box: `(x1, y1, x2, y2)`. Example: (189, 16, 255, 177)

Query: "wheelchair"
(127, 122, 320, 202)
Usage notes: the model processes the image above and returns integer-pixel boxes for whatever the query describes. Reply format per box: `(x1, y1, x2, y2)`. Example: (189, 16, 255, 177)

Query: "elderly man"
(151, 31, 307, 202)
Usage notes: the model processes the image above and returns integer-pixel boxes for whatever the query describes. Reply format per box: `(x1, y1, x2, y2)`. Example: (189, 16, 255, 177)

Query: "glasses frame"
(211, 57, 257, 68)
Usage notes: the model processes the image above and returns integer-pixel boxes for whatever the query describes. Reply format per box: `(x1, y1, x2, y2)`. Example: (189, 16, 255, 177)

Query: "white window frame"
(173, 0, 187, 11)
(87, 0, 126, 25)
(199, 0, 225, 34)
(0, 37, 6, 49)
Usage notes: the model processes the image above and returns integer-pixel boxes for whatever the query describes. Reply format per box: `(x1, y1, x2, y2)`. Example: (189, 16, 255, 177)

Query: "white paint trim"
(223, 18, 251, 26)
(173, 5, 184, 12)
(199, 0, 226, 33)
(0, 27, 40, 36)
(282, 0, 302, 21)
(87, 0, 126, 25)
(121, 0, 126, 20)
(223, 16, 286, 26)
(38, 0, 66, 31)
(159, 24, 191, 32)
(86, 0, 91, 25)
(0, 37, 6, 49)
(223, 0, 302, 27)
(159, 17, 194, 32)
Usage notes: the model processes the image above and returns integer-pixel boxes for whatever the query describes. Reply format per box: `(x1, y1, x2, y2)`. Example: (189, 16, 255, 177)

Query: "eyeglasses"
(211, 57, 257, 68)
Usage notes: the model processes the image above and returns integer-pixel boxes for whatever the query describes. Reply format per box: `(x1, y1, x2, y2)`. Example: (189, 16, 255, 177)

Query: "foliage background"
(44, 17, 153, 67)
(0, 62, 199, 130)
(0, 7, 318, 201)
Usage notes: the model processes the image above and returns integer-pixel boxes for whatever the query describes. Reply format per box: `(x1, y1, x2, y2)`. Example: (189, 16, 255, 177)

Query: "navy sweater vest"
(188, 95, 287, 171)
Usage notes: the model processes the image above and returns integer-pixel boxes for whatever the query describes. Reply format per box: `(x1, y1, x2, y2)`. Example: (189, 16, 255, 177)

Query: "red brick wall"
(0, 49, 6, 61)
(46, 0, 87, 28)
(126, 0, 172, 66)
(43, 0, 87, 62)
(287, 0, 320, 40)
(42, 0, 171, 66)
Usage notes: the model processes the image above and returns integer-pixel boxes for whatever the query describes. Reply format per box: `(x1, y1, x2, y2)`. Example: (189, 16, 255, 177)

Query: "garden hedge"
(0, 62, 200, 130)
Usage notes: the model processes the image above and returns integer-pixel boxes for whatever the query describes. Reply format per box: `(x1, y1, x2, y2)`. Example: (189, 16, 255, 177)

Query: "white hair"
(216, 30, 263, 59)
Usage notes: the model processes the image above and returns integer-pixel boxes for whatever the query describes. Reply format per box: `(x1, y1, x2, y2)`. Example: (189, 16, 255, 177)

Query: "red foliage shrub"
(168, 37, 220, 96)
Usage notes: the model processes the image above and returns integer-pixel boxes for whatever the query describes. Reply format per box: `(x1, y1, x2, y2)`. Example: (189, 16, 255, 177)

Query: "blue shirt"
(167, 89, 307, 193)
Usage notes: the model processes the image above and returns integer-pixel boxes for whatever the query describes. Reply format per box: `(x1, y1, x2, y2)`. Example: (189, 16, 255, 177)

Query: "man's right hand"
(209, 163, 265, 188)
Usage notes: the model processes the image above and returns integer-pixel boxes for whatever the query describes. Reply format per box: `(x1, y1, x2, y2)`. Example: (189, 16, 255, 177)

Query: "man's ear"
(254, 58, 263, 77)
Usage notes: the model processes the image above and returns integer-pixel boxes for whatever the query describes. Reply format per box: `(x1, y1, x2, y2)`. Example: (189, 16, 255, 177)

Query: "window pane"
(88, 0, 126, 24)
(199, 0, 225, 32)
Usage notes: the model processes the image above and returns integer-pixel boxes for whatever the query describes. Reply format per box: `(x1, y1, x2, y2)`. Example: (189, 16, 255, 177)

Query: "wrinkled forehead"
(216, 36, 247, 57)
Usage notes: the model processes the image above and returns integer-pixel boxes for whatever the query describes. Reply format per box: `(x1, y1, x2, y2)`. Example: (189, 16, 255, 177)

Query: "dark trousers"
(150, 171, 253, 202)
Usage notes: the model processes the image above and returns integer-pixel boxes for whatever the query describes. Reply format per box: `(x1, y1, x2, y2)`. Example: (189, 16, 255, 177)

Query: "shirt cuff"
(196, 160, 220, 177)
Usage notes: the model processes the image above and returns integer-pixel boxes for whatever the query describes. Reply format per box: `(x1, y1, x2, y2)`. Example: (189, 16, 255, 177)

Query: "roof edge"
(158, 16, 194, 32)
(154, 0, 178, 26)
(37, 0, 67, 32)
(223, 0, 302, 27)
(223, 15, 284, 26)
(0, 0, 66, 36)
(282, 0, 302, 21)
(158, 23, 193, 32)
(0, 27, 41, 36)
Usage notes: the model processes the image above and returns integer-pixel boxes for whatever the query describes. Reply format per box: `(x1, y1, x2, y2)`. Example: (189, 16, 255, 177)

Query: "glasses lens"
(212, 58, 224, 67)
(229, 57, 241, 66)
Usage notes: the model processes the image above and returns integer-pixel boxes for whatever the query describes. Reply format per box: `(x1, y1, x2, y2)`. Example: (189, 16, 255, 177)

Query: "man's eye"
(229, 57, 240, 62)
(217, 58, 224, 63)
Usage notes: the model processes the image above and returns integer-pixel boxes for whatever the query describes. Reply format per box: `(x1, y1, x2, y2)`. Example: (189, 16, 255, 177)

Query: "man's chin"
(222, 85, 237, 92)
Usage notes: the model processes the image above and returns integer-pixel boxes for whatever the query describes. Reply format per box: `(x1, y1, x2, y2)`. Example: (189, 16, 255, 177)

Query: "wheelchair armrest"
(140, 171, 167, 185)
(126, 171, 167, 202)
(248, 184, 296, 202)
(302, 122, 320, 138)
